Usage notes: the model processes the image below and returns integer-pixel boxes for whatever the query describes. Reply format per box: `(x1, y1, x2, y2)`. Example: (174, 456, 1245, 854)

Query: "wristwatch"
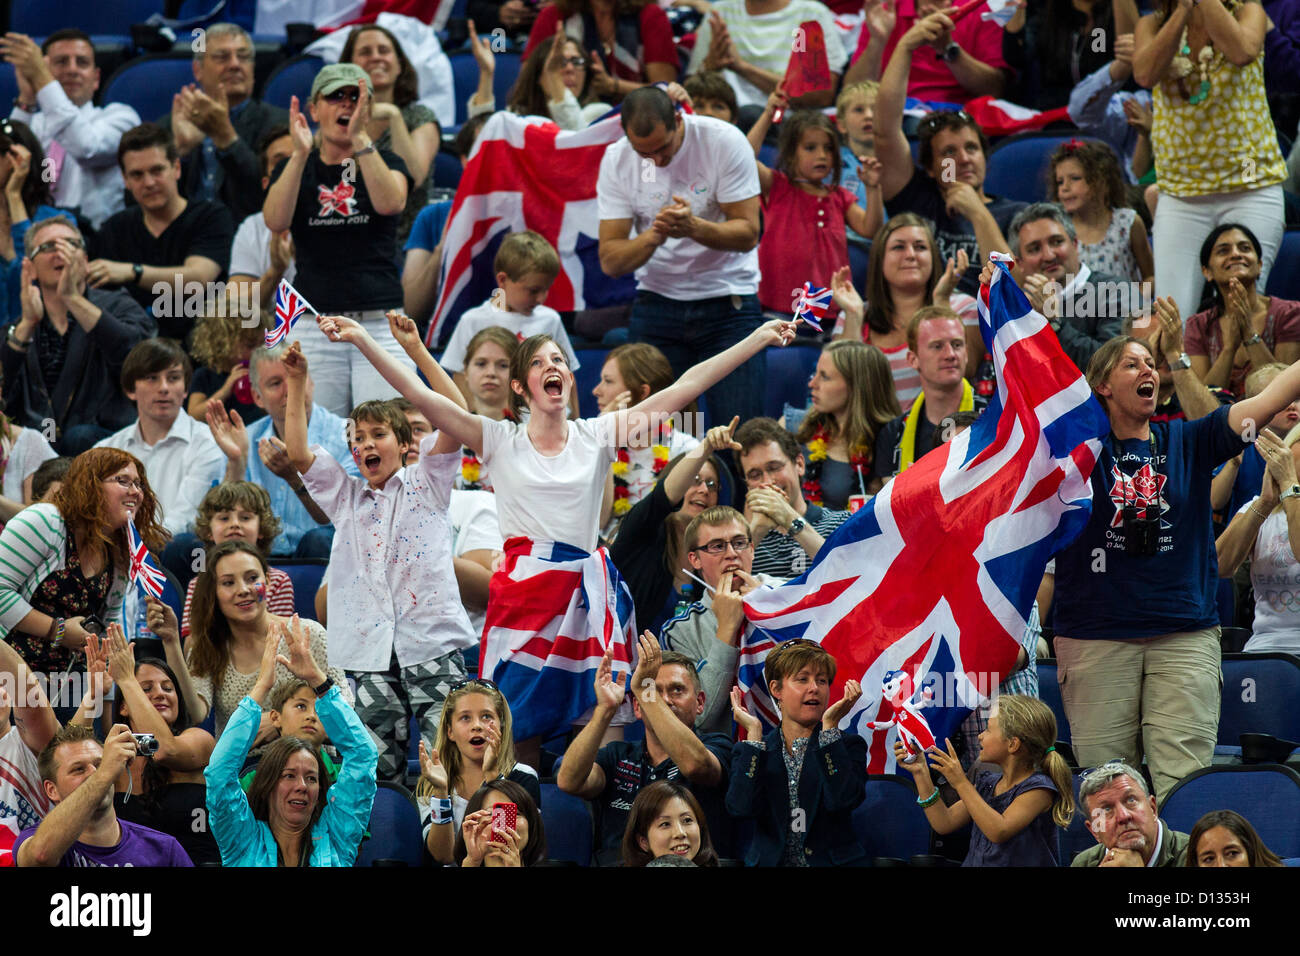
(787, 516, 807, 536)
(941, 41, 962, 62)
(1169, 352, 1191, 371)
(313, 676, 335, 697)
(1282, 485, 1300, 502)
(132, 263, 144, 285)
(1244, 333, 1264, 347)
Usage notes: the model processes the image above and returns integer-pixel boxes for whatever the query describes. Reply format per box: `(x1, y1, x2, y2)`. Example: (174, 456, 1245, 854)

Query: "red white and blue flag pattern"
(425, 110, 636, 351)
(740, 253, 1109, 771)
(266, 278, 315, 348)
(127, 518, 167, 601)
(480, 537, 637, 741)
(792, 282, 832, 332)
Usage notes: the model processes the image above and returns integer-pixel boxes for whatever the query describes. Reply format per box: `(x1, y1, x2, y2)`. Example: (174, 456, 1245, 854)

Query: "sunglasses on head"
(450, 677, 501, 693)
(322, 87, 361, 104)
(916, 109, 975, 136)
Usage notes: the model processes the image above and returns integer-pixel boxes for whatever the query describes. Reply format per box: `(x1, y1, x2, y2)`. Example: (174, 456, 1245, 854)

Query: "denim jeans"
(628, 290, 765, 427)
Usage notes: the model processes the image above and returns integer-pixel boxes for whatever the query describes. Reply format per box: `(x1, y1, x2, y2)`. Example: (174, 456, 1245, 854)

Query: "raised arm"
(876, 14, 953, 201)
(264, 96, 312, 232)
(317, 314, 485, 452)
(612, 319, 796, 433)
(386, 310, 467, 455)
(1151, 297, 1221, 422)
(661, 417, 741, 505)
(1133, 8, 1193, 88)
(348, 85, 408, 217)
(556, 648, 623, 799)
(146, 598, 206, 724)
(282, 341, 315, 474)
(0, 638, 58, 755)
(105, 624, 214, 770)
(629, 633, 721, 785)
(17, 723, 137, 866)
(1229, 359, 1300, 436)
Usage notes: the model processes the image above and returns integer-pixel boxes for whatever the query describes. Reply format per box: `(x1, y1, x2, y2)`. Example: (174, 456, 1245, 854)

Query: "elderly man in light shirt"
(2, 28, 140, 230)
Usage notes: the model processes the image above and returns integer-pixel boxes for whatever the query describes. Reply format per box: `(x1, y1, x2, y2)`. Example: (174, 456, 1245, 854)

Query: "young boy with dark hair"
(728, 640, 867, 866)
(284, 312, 479, 783)
(683, 72, 738, 125)
(96, 337, 225, 537)
(437, 230, 580, 416)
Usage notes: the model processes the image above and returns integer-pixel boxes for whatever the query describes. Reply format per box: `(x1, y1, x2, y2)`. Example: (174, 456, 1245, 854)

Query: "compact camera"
(1121, 504, 1160, 557)
(132, 733, 159, 757)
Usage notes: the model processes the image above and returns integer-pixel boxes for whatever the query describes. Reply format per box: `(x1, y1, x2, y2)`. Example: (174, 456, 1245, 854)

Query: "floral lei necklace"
(611, 419, 672, 516)
(802, 422, 869, 507)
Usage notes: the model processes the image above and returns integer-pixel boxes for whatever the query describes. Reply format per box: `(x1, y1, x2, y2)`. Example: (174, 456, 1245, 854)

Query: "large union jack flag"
(127, 518, 167, 600)
(740, 253, 1109, 771)
(266, 279, 315, 348)
(425, 110, 637, 351)
(480, 537, 636, 741)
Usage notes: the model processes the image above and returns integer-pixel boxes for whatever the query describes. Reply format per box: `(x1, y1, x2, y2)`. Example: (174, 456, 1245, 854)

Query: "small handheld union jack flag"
(791, 281, 831, 332)
(266, 279, 315, 348)
(127, 518, 167, 600)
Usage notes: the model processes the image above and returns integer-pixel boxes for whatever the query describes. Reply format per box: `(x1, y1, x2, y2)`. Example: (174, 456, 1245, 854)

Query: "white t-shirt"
(449, 488, 504, 637)
(229, 211, 298, 285)
(1245, 497, 1300, 654)
(2, 428, 57, 505)
(479, 416, 617, 553)
(597, 114, 761, 299)
(685, 0, 848, 109)
(0, 725, 50, 862)
(439, 300, 579, 374)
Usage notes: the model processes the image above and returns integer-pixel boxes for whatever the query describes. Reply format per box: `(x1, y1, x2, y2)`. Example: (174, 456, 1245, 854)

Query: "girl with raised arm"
(316, 312, 797, 757)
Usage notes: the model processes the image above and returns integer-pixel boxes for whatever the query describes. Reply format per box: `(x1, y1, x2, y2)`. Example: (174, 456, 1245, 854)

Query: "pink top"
(181, 566, 295, 639)
(758, 170, 855, 318)
(1183, 296, 1300, 398)
(851, 0, 1009, 105)
(872, 338, 922, 412)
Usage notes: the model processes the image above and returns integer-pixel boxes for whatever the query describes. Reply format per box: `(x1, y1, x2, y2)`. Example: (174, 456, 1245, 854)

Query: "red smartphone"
(490, 802, 517, 843)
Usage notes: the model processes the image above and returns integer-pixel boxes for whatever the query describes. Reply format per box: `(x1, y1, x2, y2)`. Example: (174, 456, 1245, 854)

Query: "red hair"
(52, 448, 166, 570)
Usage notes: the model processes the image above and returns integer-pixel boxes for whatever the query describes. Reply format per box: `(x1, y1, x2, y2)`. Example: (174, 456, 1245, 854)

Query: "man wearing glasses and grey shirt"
(661, 505, 783, 737)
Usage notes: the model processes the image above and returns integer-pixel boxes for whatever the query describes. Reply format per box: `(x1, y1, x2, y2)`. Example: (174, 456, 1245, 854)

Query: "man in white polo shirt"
(96, 338, 226, 571)
(597, 86, 765, 424)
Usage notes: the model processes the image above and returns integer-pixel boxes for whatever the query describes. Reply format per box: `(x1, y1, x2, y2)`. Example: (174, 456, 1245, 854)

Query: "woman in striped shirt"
(0, 447, 166, 687)
(831, 213, 979, 411)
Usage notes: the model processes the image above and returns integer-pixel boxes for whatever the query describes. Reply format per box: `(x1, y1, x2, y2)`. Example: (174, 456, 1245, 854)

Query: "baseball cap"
(310, 63, 373, 100)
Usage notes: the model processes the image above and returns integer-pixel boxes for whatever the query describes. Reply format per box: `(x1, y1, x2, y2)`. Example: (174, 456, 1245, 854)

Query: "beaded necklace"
(611, 420, 672, 516)
(802, 422, 869, 507)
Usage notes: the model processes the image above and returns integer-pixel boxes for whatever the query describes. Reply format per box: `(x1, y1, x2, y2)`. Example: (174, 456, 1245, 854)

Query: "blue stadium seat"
(449, 53, 479, 126)
(261, 54, 323, 111)
(13, 0, 165, 37)
(1265, 232, 1300, 300)
(1036, 658, 1071, 746)
(1219, 653, 1300, 748)
(492, 53, 522, 107)
(270, 559, 328, 622)
(432, 149, 462, 190)
(103, 55, 200, 124)
(355, 781, 426, 866)
(850, 775, 932, 862)
(757, 143, 778, 169)
(1059, 770, 1095, 865)
(848, 239, 871, 294)
(1160, 764, 1300, 859)
(0, 69, 16, 118)
(763, 341, 821, 420)
(539, 782, 593, 865)
(984, 132, 1094, 205)
(574, 346, 609, 418)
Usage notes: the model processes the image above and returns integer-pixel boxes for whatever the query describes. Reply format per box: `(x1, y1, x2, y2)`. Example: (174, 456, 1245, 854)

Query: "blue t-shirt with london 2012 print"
(1052, 405, 1242, 641)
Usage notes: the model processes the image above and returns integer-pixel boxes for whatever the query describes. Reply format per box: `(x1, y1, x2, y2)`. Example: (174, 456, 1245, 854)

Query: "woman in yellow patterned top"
(1134, 0, 1285, 319)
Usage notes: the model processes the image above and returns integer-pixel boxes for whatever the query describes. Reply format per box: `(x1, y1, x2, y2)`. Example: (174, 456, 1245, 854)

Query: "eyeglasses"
(207, 49, 254, 64)
(689, 475, 718, 490)
(916, 109, 975, 136)
(562, 56, 587, 68)
(450, 677, 500, 693)
(30, 237, 85, 258)
(322, 88, 360, 104)
(692, 536, 751, 556)
(106, 475, 144, 491)
(744, 460, 789, 484)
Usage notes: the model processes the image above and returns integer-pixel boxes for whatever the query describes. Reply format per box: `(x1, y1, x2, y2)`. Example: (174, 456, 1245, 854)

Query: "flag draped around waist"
(480, 536, 637, 740)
